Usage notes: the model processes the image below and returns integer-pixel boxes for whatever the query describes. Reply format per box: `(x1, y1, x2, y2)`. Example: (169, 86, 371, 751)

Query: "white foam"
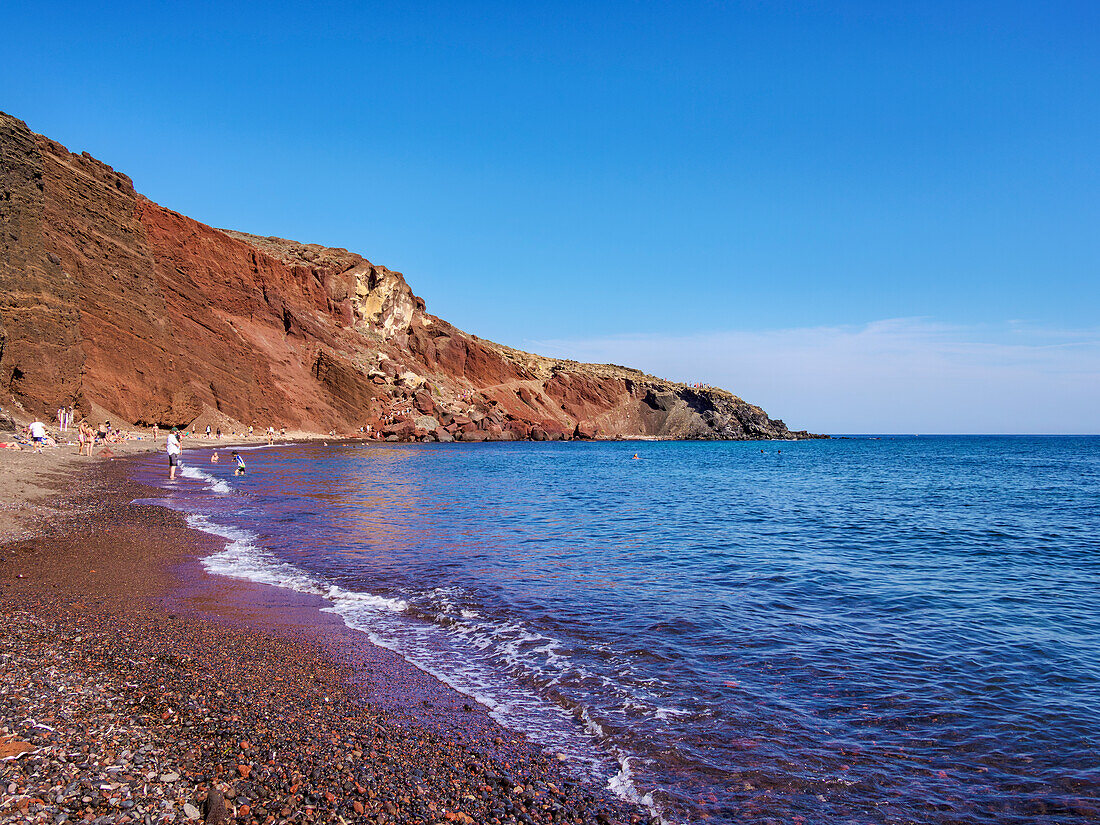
(653, 707, 690, 720)
(190, 515, 407, 612)
(179, 465, 232, 494)
(183, 508, 676, 823)
(607, 755, 668, 824)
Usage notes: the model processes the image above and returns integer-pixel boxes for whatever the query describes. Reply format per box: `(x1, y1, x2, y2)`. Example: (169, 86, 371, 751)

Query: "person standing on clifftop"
(166, 428, 182, 480)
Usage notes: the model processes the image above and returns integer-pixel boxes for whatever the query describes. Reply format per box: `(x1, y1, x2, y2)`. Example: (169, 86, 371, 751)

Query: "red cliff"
(0, 112, 820, 441)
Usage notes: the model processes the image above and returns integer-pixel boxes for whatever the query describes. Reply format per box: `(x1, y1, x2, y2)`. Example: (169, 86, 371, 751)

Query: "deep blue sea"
(134, 437, 1100, 823)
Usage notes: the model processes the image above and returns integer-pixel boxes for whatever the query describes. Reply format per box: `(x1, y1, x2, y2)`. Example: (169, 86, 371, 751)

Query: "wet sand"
(0, 451, 647, 824)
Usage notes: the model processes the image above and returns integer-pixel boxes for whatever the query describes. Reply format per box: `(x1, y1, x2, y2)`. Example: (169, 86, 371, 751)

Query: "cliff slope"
(0, 112, 821, 441)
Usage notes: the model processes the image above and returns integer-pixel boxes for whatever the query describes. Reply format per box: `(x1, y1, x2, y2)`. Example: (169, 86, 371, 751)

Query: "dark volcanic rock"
(382, 420, 417, 439)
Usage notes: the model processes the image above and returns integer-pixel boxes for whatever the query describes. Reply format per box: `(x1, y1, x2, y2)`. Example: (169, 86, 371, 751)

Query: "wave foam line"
(185, 512, 674, 824)
(179, 465, 232, 494)
(188, 514, 407, 612)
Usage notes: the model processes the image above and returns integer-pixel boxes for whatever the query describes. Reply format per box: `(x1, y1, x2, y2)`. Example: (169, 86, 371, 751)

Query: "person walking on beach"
(28, 419, 47, 453)
(166, 428, 182, 479)
(152, 423, 159, 443)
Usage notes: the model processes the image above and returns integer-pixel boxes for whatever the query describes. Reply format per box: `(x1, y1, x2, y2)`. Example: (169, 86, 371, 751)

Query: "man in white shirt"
(28, 419, 47, 453)
(166, 428, 182, 479)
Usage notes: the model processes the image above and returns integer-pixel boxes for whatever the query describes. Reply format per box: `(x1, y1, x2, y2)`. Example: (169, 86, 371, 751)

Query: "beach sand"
(0, 446, 647, 824)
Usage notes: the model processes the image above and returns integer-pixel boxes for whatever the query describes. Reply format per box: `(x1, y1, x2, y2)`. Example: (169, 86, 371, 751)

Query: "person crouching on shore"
(166, 428, 182, 479)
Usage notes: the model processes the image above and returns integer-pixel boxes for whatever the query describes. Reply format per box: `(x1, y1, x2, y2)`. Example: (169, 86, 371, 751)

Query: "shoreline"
(1, 452, 649, 824)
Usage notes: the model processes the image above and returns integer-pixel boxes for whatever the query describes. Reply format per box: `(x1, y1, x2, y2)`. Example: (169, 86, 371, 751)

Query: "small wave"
(184, 509, 675, 823)
(654, 706, 691, 720)
(188, 514, 407, 612)
(607, 755, 669, 824)
(179, 465, 232, 494)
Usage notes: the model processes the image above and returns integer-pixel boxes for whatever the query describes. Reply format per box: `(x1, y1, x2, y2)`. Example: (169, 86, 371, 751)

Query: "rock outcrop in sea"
(0, 112, 822, 441)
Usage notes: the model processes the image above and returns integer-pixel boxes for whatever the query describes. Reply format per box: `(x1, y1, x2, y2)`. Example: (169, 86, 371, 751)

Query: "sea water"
(133, 437, 1100, 823)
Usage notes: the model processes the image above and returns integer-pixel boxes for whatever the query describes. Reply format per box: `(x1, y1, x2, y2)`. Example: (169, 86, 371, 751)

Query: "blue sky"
(3, 2, 1097, 432)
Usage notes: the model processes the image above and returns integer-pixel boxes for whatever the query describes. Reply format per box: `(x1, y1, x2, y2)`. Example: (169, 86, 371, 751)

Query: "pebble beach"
(0, 448, 647, 825)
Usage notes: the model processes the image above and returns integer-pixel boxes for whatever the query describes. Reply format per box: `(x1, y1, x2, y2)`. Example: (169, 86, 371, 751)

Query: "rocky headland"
(0, 111, 822, 442)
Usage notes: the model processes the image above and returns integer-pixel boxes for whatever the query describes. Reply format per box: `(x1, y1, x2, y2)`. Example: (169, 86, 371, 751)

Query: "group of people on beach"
(3, 415, 145, 454)
(2, 410, 264, 481)
(165, 427, 245, 479)
(56, 406, 75, 432)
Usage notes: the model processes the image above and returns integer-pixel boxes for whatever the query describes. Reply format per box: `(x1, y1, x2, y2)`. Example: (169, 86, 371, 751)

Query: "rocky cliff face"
(0, 112, 822, 441)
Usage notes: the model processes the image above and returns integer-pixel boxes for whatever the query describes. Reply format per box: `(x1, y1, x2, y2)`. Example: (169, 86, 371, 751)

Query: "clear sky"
(3, 2, 1097, 432)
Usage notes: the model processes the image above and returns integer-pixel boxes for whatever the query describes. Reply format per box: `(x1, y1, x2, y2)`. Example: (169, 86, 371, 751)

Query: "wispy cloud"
(528, 319, 1100, 434)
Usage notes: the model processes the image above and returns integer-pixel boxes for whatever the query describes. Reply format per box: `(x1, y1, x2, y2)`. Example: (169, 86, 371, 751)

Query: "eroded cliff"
(0, 112, 821, 441)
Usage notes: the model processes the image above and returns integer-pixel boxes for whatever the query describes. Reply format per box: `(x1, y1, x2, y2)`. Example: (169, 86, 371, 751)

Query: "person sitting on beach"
(166, 428, 182, 480)
(232, 451, 246, 476)
(211, 450, 219, 463)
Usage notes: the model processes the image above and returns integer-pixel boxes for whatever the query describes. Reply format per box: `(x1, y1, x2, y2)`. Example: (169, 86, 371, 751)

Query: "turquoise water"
(136, 436, 1100, 823)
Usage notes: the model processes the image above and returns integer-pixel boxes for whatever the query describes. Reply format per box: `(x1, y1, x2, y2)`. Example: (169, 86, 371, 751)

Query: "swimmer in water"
(232, 451, 246, 476)
(632, 453, 640, 459)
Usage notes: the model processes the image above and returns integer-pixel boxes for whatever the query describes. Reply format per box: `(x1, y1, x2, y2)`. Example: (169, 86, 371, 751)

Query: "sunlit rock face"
(0, 111, 821, 441)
